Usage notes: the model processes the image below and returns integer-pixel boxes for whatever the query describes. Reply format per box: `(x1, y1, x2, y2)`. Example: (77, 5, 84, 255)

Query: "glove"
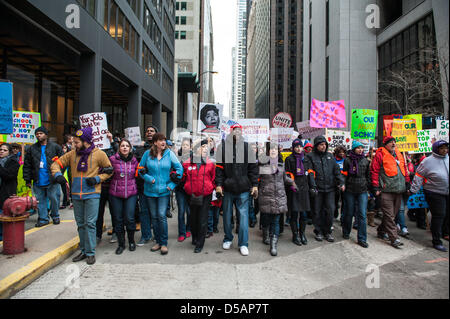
(309, 188, 318, 197)
(139, 167, 148, 176)
(55, 175, 67, 185)
(86, 177, 98, 186)
(170, 171, 181, 185)
(102, 167, 114, 175)
(290, 185, 298, 193)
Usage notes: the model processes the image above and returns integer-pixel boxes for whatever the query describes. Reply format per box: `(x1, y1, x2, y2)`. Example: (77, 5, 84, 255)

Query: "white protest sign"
(124, 127, 142, 146)
(326, 129, 352, 152)
(79, 112, 111, 149)
(437, 120, 449, 142)
(409, 129, 437, 154)
(272, 112, 293, 128)
(270, 128, 294, 149)
(5, 111, 41, 144)
(354, 139, 377, 154)
(296, 120, 326, 140)
(238, 118, 270, 143)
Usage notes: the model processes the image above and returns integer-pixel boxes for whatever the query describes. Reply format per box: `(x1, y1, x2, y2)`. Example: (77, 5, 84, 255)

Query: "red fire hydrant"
(0, 196, 38, 255)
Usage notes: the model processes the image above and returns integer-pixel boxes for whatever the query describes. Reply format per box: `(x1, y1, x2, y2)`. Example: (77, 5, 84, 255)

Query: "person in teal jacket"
(139, 133, 183, 255)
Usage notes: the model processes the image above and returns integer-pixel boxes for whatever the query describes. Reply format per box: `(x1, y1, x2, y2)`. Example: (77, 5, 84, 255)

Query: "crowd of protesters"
(0, 123, 448, 262)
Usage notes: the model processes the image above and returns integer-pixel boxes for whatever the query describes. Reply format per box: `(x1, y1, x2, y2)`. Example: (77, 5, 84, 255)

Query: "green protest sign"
(351, 109, 378, 140)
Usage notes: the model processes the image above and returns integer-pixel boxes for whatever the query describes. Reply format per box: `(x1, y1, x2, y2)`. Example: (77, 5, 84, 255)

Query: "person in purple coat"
(109, 139, 139, 254)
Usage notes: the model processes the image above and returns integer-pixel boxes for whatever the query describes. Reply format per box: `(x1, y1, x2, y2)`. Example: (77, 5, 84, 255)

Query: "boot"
(128, 231, 136, 251)
(299, 219, 308, 245)
(270, 235, 278, 256)
(262, 227, 270, 245)
(367, 211, 376, 227)
(291, 222, 301, 246)
(116, 232, 125, 255)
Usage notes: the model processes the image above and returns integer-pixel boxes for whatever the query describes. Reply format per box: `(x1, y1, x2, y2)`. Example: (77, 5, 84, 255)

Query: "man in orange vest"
(371, 136, 411, 248)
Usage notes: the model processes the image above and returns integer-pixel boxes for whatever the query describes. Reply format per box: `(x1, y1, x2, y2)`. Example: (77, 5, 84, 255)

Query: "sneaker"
(186, 231, 191, 238)
(377, 233, 389, 241)
(160, 246, 168, 255)
(315, 233, 324, 242)
(178, 236, 186, 242)
(72, 252, 87, 262)
(137, 238, 150, 246)
(399, 227, 410, 238)
(358, 241, 369, 248)
(240, 246, 249, 256)
(223, 241, 232, 250)
(35, 221, 50, 228)
(391, 239, 403, 249)
(433, 244, 448, 252)
(52, 219, 60, 225)
(325, 234, 335, 242)
(110, 233, 117, 243)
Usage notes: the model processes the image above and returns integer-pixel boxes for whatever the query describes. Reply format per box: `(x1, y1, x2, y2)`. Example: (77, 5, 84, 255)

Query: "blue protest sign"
(0, 81, 13, 134)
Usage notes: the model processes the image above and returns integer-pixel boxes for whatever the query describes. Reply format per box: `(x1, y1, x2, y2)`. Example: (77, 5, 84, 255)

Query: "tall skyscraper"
(232, 0, 247, 120)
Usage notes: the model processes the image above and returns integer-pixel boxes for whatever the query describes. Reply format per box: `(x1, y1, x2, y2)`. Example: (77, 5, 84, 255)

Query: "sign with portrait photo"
(198, 103, 223, 135)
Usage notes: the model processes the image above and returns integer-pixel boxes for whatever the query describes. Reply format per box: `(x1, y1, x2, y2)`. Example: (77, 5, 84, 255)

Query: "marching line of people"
(0, 124, 448, 263)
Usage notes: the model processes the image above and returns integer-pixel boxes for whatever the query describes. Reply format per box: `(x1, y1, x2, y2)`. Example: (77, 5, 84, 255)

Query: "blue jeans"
(249, 198, 257, 223)
(269, 214, 281, 237)
(176, 189, 190, 236)
(109, 195, 137, 234)
(208, 206, 220, 233)
(343, 192, 368, 243)
(139, 193, 153, 241)
(73, 198, 100, 256)
(395, 197, 407, 229)
(223, 192, 250, 247)
(33, 183, 60, 223)
(146, 196, 170, 246)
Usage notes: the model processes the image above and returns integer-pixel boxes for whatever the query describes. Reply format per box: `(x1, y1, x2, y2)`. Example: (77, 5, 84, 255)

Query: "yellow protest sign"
(392, 119, 419, 152)
(403, 114, 422, 131)
(281, 152, 292, 162)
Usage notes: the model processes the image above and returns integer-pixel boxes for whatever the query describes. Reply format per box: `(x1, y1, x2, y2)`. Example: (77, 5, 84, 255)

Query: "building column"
(152, 102, 162, 133)
(79, 52, 102, 115)
(128, 85, 142, 127)
(167, 111, 173, 139)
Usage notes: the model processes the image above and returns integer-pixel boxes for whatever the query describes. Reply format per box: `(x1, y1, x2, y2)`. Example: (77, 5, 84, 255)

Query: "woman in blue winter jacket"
(138, 133, 183, 255)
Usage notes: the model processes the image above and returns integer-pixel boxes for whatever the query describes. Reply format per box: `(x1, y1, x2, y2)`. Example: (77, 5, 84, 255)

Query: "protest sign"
(218, 117, 237, 140)
(354, 139, 377, 154)
(391, 118, 419, 152)
(383, 114, 402, 137)
(403, 114, 422, 131)
(198, 103, 223, 134)
(281, 152, 292, 162)
(272, 112, 293, 128)
(326, 129, 352, 151)
(407, 188, 429, 209)
(270, 128, 294, 149)
(310, 99, 346, 128)
(437, 120, 449, 142)
(79, 112, 111, 149)
(351, 109, 378, 140)
(124, 127, 142, 146)
(296, 120, 326, 140)
(0, 81, 13, 134)
(409, 130, 437, 154)
(237, 119, 270, 143)
(4, 111, 41, 144)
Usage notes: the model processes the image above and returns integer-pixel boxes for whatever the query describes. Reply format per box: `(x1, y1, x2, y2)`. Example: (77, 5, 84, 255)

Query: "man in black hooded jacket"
(304, 135, 345, 242)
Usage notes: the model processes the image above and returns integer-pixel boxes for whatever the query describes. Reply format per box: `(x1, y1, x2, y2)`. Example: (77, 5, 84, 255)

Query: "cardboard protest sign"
(403, 114, 422, 131)
(310, 99, 346, 128)
(272, 112, 293, 128)
(198, 103, 223, 134)
(296, 120, 326, 140)
(407, 188, 429, 209)
(409, 130, 437, 154)
(391, 118, 419, 152)
(270, 128, 294, 149)
(124, 127, 142, 146)
(79, 112, 111, 149)
(4, 111, 41, 144)
(0, 81, 13, 134)
(383, 114, 402, 137)
(351, 109, 378, 140)
(281, 152, 292, 162)
(437, 120, 449, 142)
(326, 129, 352, 151)
(237, 119, 270, 143)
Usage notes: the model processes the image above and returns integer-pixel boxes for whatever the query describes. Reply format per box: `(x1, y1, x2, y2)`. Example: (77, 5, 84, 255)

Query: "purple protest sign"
(310, 98, 347, 128)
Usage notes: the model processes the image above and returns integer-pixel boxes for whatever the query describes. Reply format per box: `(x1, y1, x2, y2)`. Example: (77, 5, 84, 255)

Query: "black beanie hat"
(35, 126, 49, 136)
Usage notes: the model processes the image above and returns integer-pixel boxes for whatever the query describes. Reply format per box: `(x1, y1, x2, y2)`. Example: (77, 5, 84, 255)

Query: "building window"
(152, 0, 162, 17)
(77, 0, 96, 17)
(142, 44, 161, 84)
(326, 0, 329, 46)
(176, 1, 179, 10)
(176, 16, 179, 24)
(175, 31, 179, 39)
(126, 0, 140, 18)
(325, 56, 329, 101)
(180, 31, 186, 40)
(180, 1, 187, 11)
(180, 16, 187, 25)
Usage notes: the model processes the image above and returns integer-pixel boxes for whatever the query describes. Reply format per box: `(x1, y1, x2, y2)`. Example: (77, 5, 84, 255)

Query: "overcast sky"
(210, 0, 236, 118)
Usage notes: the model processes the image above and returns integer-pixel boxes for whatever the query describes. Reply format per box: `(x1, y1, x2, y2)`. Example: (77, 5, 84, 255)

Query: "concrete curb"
(0, 236, 79, 299)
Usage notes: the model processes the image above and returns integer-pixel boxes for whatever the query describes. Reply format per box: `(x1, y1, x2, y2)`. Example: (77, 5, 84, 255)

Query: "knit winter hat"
(432, 140, 449, 154)
(383, 136, 396, 145)
(35, 126, 49, 136)
(352, 141, 364, 150)
(292, 138, 303, 149)
(75, 126, 94, 144)
(304, 142, 313, 149)
(231, 123, 243, 130)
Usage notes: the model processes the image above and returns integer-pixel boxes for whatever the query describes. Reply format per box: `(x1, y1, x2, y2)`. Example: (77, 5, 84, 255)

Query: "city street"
(12, 208, 449, 299)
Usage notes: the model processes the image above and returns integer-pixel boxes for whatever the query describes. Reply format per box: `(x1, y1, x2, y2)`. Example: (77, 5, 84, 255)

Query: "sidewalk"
(0, 208, 79, 299)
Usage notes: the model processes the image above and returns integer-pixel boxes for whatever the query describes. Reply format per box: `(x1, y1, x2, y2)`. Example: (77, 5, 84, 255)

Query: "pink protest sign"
(310, 99, 347, 128)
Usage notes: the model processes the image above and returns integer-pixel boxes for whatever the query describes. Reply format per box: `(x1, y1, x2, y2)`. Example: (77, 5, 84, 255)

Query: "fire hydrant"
(0, 196, 38, 255)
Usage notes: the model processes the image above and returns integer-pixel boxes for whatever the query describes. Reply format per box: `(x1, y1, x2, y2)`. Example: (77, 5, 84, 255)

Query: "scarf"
(294, 152, 305, 176)
(77, 144, 96, 172)
(349, 151, 365, 175)
(119, 152, 133, 162)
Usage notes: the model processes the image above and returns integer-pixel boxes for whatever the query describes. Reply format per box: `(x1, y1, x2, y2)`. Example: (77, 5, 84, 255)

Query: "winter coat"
(215, 134, 259, 195)
(51, 148, 113, 200)
(304, 136, 345, 193)
(23, 141, 63, 185)
(342, 156, 371, 194)
(284, 153, 313, 212)
(411, 152, 449, 196)
(134, 141, 152, 193)
(258, 161, 295, 215)
(182, 158, 216, 196)
(0, 155, 20, 207)
(108, 153, 139, 199)
(139, 148, 183, 198)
